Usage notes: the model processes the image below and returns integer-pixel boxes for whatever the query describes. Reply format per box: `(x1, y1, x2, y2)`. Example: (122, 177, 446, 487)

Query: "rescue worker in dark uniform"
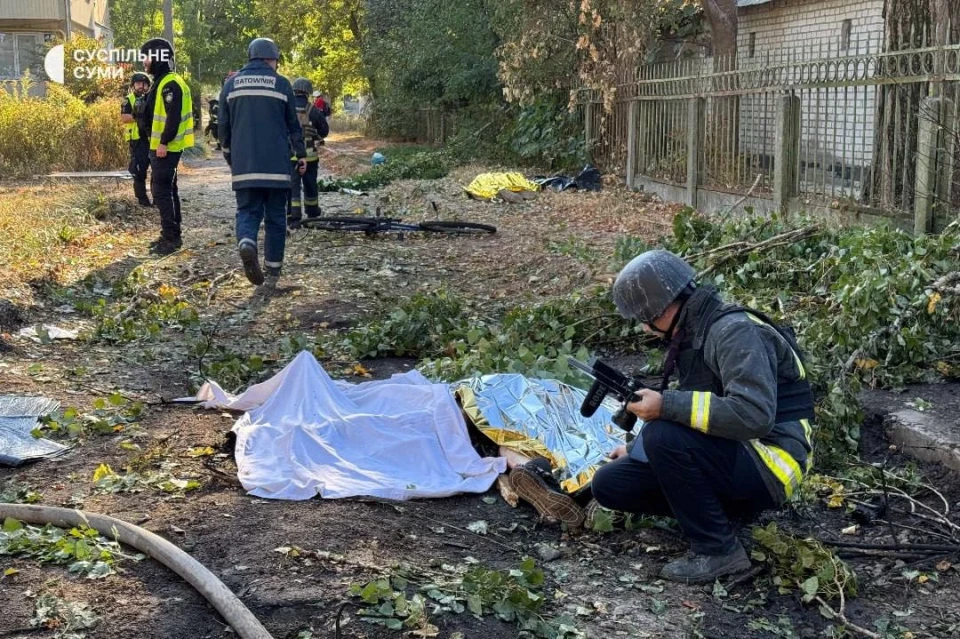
(287, 77, 329, 229)
(219, 38, 306, 290)
(205, 97, 220, 150)
(121, 72, 151, 206)
(140, 37, 194, 256)
(510, 250, 815, 585)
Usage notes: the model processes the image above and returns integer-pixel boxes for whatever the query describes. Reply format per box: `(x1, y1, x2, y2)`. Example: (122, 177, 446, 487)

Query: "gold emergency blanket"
(464, 172, 540, 200)
(455, 374, 628, 494)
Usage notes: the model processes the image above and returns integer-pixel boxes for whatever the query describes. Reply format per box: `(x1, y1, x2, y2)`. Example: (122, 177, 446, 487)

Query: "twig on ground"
(811, 571, 881, 639)
(195, 312, 226, 382)
(814, 595, 881, 639)
(205, 269, 238, 305)
(724, 564, 765, 589)
(836, 549, 933, 560)
(819, 539, 960, 553)
(334, 601, 352, 639)
(409, 513, 523, 555)
(875, 519, 960, 544)
(714, 173, 763, 224)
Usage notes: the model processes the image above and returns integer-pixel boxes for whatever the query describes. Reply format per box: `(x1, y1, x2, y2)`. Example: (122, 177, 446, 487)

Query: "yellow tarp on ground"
(464, 172, 540, 200)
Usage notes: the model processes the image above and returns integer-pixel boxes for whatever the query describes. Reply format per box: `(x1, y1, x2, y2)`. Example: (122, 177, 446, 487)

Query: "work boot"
(238, 241, 264, 286)
(138, 198, 153, 207)
(262, 266, 281, 292)
(151, 239, 179, 256)
(509, 458, 585, 529)
(660, 541, 751, 585)
(287, 218, 302, 231)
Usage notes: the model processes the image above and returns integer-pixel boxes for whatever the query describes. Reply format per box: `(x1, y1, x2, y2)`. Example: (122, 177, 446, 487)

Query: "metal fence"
(584, 25, 960, 231)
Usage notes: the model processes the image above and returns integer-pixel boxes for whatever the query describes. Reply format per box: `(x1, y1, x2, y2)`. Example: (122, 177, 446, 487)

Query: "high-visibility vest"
(150, 73, 194, 152)
(124, 94, 140, 141)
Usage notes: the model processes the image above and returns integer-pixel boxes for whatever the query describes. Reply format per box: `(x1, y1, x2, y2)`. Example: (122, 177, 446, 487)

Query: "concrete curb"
(885, 409, 960, 474)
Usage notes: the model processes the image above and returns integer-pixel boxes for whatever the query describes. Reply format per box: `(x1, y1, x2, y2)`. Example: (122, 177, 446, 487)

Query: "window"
(841, 20, 853, 51)
(748, 32, 757, 58)
(0, 34, 16, 79)
(0, 33, 44, 80)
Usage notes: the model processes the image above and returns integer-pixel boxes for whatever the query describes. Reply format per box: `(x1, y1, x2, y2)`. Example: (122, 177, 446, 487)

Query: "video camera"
(568, 357, 648, 432)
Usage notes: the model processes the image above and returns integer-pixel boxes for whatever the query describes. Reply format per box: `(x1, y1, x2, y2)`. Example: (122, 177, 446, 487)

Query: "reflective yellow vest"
(124, 94, 140, 142)
(150, 73, 194, 152)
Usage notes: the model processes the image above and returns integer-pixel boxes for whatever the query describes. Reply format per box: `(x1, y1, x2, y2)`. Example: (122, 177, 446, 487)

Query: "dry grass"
(0, 183, 153, 304)
(0, 85, 127, 177)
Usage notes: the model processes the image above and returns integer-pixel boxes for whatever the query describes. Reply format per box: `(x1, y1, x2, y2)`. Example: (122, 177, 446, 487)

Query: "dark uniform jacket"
(295, 94, 330, 161)
(218, 60, 306, 190)
(659, 286, 815, 503)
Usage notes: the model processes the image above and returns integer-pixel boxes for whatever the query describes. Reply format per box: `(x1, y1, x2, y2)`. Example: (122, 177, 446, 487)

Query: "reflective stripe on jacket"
(660, 286, 815, 502)
(151, 74, 194, 152)
(218, 61, 305, 190)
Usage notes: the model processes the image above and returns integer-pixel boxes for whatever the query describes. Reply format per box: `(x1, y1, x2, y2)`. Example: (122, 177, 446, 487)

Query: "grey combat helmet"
(248, 37, 280, 61)
(612, 250, 696, 322)
(292, 77, 313, 96)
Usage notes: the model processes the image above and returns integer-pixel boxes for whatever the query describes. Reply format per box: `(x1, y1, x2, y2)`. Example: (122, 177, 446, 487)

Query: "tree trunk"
(163, 0, 174, 44)
(869, 0, 930, 209)
(702, 0, 738, 57)
(703, 0, 741, 189)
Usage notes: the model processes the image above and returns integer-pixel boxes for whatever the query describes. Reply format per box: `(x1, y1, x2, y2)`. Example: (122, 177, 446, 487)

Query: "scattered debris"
(0, 395, 69, 467)
(31, 593, 99, 638)
(18, 324, 79, 342)
(536, 543, 562, 562)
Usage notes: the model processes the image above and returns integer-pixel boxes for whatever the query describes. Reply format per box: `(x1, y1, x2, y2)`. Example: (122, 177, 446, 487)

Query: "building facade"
(0, 0, 112, 80)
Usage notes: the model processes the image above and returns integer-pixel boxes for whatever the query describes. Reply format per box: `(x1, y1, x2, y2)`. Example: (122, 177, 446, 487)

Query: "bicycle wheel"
(301, 216, 379, 232)
(418, 221, 497, 235)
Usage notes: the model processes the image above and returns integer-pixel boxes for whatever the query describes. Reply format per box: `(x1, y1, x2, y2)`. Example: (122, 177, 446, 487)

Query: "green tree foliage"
(257, 0, 367, 105)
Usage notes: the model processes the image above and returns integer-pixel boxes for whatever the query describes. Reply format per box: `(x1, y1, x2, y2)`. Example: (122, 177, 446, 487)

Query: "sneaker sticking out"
(238, 240, 264, 286)
(660, 541, 752, 584)
(509, 459, 585, 528)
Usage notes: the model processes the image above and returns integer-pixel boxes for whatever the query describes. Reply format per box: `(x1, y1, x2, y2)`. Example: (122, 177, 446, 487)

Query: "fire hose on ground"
(0, 504, 273, 639)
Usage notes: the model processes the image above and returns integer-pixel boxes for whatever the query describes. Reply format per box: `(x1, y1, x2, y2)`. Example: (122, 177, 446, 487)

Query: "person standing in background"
(121, 72, 152, 207)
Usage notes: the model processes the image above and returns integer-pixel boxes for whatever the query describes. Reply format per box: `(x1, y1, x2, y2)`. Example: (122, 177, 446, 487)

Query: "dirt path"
(1, 137, 959, 639)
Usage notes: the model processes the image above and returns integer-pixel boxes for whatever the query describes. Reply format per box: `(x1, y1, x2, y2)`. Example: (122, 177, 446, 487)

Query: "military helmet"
(612, 250, 696, 322)
(140, 38, 173, 58)
(248, 37, 280, 61)
(130, 71, 150, 86)
(292, 77, 313, 96)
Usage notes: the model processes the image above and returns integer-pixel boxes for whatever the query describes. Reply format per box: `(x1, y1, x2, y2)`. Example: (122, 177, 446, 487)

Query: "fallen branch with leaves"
(691, 225, 822, 278)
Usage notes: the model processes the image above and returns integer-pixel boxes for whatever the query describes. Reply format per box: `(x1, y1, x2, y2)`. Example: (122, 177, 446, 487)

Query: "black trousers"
(287, 159, 320, 223)
(128, 139, 150, 202)
(150, 151, 182, 241)
(591, 419, 778, 555)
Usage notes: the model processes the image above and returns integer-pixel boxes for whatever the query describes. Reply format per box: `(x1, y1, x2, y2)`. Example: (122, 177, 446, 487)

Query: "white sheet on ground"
(189, 351, 505, 501)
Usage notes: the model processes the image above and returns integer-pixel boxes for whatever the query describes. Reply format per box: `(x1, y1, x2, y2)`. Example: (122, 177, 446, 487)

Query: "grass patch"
(328, 113, 367, 134)
(0, 185, 149, 299)
(317, 145, 450, 192)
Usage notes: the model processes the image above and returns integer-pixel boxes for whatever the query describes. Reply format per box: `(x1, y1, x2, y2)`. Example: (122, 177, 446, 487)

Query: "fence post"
(687, 97, 705, 209)
(774, 94, 801, 213)
(936, 98, 956, 231)
(626, 100, 638, 189)
(585, 102, 595, 163)
(914, 96, 946, 235)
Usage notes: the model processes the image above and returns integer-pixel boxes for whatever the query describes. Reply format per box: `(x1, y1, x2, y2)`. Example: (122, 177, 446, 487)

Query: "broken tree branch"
(692, 226, 821, 279)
